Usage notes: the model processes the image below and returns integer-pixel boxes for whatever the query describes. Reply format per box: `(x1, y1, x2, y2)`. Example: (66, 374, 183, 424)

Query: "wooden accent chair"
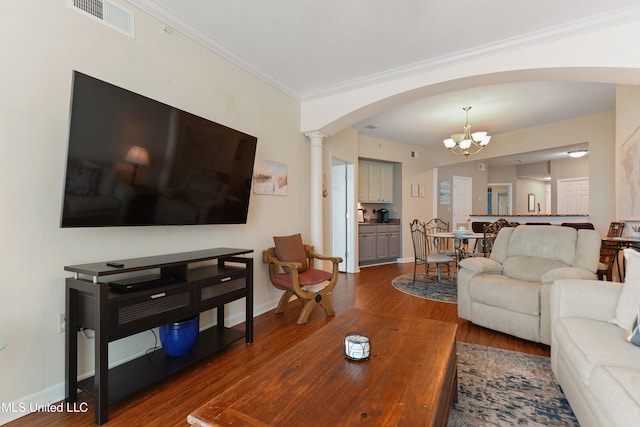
(597, 221, 625, 281)
(263, 234, 342, 325)
(410, 219, 453, 284)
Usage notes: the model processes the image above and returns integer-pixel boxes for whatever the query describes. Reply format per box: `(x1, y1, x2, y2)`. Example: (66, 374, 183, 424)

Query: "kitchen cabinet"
(359, 223, 401, 265)
(389, 225, 401, 258)
(358, 226, 377, 263)
(359, 160, 393, 203)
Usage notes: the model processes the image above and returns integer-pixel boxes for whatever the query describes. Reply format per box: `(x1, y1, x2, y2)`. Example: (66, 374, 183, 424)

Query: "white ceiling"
(127, 0, 639, 160)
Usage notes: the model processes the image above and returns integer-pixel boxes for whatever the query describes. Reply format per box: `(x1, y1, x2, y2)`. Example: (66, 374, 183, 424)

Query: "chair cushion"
(272, 268, 333, 289)
(274, 233, 308, 272)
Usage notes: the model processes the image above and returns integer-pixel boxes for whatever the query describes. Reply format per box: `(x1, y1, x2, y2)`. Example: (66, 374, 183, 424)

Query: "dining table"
(430, 231, 485, 264)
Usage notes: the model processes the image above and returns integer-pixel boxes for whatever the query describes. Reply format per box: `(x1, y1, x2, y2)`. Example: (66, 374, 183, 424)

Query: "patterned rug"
(391, 273, 457, 303)
(448, 343, 578, 426)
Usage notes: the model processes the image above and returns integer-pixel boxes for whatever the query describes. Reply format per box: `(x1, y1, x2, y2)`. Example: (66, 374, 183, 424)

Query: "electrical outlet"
(58, 313, 66, 334)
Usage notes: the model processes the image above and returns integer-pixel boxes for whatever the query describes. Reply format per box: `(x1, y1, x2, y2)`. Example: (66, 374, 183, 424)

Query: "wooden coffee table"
(188, 308, 458, 427)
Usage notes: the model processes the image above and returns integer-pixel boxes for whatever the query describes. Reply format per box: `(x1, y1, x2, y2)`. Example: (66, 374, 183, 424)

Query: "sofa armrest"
(458, 257, 503, 274)
(550, 279, 622, 324)
(541, 267, 597, 285)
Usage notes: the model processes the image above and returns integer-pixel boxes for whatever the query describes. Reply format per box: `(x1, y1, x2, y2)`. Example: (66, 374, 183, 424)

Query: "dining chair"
(560, 222, 595, 230)
(425, 218, 457, 259)
(481, 218, 518, 256)
(471, 221, 490, 254)
(597, 221, 625, 281)
(410, 219, 453, 285)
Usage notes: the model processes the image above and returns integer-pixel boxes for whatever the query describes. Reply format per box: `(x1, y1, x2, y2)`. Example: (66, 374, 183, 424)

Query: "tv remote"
(106, 261, 124, 268)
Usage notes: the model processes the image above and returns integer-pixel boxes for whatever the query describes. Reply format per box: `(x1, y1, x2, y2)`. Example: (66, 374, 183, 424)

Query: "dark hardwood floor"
(8, 262, 549, 427)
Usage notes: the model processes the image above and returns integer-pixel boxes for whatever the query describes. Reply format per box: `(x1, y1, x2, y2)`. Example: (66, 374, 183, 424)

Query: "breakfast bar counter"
(469, 214, 589, 225)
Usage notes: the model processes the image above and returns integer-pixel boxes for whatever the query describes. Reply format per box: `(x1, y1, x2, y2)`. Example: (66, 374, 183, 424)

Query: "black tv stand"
(108, 273, 179, 291)
(64, 248, 253, 425)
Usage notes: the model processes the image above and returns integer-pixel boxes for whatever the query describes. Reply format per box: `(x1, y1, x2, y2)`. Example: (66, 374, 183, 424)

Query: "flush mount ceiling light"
(568, 149, 589, 158)
(443, 106, 491, 157)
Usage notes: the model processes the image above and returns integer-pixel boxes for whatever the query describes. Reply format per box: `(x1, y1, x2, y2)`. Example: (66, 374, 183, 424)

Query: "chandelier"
(443, 106, 491, 157)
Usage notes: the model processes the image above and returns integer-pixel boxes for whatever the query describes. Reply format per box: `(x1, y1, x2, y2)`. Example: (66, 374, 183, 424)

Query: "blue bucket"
(159, 316, 199, 356)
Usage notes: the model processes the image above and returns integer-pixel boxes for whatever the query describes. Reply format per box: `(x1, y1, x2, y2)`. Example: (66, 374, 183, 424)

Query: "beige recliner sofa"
(551, 278, 640, 426)
(457, 225, 601, 344)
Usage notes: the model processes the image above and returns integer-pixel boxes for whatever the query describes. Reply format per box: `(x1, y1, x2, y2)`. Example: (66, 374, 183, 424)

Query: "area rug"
(391, 274, 457, 303)
(448, 343, 578, 426)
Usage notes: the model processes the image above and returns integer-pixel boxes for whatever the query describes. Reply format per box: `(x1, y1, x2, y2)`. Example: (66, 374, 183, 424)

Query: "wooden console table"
(188, 309, 457, 427)
(64, 248, 253, 425)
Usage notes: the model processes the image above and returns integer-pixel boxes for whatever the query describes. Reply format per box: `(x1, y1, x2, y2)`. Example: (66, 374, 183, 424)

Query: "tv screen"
(61, 71, 257, 227)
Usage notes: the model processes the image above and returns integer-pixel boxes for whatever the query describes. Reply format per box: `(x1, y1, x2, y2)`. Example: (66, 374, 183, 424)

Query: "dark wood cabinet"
(64, 248, 253, 425)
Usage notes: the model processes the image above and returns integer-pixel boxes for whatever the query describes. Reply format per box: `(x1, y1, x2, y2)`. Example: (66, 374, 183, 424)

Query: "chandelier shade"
(443, 106, 490, 157)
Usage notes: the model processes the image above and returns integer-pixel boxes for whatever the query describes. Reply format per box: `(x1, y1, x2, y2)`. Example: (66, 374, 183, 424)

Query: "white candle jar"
(344, 332, 370, 361)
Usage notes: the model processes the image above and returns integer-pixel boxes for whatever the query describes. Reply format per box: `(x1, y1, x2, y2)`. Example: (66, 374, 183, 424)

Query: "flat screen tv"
(61, 71, 257, 227)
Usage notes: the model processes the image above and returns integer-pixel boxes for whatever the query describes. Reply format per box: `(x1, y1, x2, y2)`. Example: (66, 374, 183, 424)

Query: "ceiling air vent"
(68, 0, 135, 38)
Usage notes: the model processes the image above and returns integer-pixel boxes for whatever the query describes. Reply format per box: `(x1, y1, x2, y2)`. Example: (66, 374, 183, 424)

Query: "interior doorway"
(487, 183, 513, 215)
(331, 157, 356, 273)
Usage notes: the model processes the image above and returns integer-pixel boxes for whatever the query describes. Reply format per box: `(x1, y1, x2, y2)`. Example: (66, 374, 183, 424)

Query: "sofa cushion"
(589, 366, 640, 424)
(540, 267, 596, 284)
(554, 317, 640, 387)
(458, 256, 502, 273)
(502, 256, 569, 282)
(612, 249, 640, 330)
(469, 274, 539, 315)
(505, 225, 577, 266)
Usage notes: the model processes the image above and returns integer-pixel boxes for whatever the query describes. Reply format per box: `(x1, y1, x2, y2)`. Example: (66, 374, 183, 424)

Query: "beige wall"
(435, 110, 615, 232)
(0, 1, 306, 416)
(615, 85, 640, 221)
(324, 131, 435, 264)
(326, 109, 619, 267)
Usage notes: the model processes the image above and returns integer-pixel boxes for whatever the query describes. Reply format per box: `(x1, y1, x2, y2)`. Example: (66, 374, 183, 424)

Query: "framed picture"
(440, 181, 451, 205)
(253, 160, 288, 196)
(528, 193, 535, 212)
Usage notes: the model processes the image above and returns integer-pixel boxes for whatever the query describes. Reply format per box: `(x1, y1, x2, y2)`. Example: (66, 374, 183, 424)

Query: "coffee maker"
(376, 209, 389, 223)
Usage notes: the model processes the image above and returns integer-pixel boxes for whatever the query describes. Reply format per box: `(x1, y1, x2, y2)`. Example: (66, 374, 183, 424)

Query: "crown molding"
(300, 5, 640, 101)
(125, 0, 300, 99)
(127, 1, 640, 102)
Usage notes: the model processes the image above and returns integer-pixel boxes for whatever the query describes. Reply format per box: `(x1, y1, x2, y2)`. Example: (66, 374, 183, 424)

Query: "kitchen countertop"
(359, 219, 400, 225)
(470, 214, 588, 217)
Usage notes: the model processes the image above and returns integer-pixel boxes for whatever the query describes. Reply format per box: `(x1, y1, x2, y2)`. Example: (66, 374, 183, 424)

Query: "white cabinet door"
(368, 162, 381, 201)
(358, 161, 370, 202)
(358, 160, 393, 203)
(378, 162, 393, 202)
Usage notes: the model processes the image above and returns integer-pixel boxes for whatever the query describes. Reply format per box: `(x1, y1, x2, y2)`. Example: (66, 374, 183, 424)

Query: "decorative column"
(304, 131, 326, 255)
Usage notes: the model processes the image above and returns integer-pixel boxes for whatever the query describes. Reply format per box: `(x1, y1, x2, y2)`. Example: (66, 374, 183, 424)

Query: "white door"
(557, 178, 589, 214)
(331, 158, 356, 273)
(452, 176, 472, 229)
